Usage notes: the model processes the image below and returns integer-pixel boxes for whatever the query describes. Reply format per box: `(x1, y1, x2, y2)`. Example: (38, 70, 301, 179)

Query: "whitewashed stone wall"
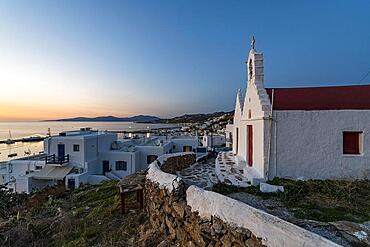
(146, 153, 340, 247)
(187, 186, 340, 247)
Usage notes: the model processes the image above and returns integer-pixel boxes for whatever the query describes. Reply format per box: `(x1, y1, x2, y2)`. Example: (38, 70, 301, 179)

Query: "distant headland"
(44, 111, 233, 123)
(44, 115, 161, 123)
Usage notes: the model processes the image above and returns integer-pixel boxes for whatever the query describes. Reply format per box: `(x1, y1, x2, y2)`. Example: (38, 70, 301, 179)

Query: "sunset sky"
(0, 0, 370, 121)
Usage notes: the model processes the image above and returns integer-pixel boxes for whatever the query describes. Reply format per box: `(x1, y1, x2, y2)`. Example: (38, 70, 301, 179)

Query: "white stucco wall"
(225, 124, 234, 148)
(232, 90, 243, 154)
(146, 153, 186, 192)
(187, 186, 339, 247)
(65, 172, 89, 189)
(45, 137, 85, 165)
(14, 176, 55, 194)
(201, 135, 226, 147)
(99, 151, 136, 177)
(136, 146, 165, 171)
(269, 110, 370, 180)
(44, 132, 116, 169)
(170, 138, 198, 153)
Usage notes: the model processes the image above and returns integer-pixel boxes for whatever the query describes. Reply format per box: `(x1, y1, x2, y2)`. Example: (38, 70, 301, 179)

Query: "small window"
(183, 146, 192, 152)
(343, 131, 362, 155)
(248, 109, 252, 119)
(73, 144, 80, 152)
(115, 161, 127, 171)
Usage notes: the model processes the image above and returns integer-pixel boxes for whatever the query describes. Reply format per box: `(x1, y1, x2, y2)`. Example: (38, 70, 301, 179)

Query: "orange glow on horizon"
(0, 52, 145, 121)
(0, 103, 140, 122)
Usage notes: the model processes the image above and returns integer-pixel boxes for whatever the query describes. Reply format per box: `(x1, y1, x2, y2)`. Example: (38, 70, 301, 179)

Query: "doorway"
(247, 125, 253, 166)
(236, 128, 239, 154)
(58, 144, 65, 162)
(67, 178, 76, 190)
(102, 160, 110, 175)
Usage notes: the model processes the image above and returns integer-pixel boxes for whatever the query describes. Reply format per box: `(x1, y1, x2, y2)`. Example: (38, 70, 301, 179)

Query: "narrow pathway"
(177, 160, 218, 190)
(216, 151, 250, 187)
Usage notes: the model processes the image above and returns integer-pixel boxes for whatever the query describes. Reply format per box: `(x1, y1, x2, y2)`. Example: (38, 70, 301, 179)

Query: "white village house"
(2, 128, 202, 193)
(225, 37, 370, 183)
(201, 134, 226, 148)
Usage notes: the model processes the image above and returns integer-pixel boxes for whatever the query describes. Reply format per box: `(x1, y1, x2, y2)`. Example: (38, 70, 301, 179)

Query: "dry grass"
(213, 178, 370, 223)
(0, 181, 148, 247)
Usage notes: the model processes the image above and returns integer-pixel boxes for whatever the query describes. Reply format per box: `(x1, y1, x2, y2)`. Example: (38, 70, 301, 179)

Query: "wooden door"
(102, 160, 110, 174)
(57, 144, 65, 162)
(236, 128, 239, 154)
(247, 125, 253, 166)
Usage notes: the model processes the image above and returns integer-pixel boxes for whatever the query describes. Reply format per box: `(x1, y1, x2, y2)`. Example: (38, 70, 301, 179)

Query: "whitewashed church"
(226, 37, 370, 182)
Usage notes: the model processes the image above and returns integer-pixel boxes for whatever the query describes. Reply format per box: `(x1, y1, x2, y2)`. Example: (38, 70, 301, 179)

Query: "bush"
(0, 185, 28, 218)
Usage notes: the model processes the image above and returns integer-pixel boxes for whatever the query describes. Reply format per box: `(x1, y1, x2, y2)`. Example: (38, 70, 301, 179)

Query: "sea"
(0, 121, 179, 162)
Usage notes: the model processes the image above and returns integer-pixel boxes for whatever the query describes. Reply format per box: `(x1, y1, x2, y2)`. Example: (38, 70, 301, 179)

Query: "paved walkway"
(177, 152, 251, 189)
(177, 160, 219, 190)
(215, 151, 250, 187)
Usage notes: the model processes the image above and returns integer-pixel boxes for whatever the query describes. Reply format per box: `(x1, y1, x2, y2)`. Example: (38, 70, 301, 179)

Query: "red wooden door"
(247, 125, 253, 166)
(236, 128, 239, 154)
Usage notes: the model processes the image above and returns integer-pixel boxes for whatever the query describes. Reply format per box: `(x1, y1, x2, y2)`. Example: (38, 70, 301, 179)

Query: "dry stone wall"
(144, 153, 263, 246)
(144, 153, 339, 247)
(145, 179, 263, 247)
(161, 153, 196, 174)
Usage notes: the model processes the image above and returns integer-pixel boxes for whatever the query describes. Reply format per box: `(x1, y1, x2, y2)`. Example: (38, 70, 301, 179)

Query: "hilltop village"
(0, 41, 369, 247)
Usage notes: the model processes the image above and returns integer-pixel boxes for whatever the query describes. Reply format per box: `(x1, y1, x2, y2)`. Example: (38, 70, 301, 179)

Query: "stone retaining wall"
(145, 153, 263, 246)
(161, 153, 196, 174)
(145, 179, 263, 246)
(144, 153, 340, 247)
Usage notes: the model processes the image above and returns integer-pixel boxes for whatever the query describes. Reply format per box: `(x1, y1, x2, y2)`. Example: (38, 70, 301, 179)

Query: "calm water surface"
(0, 121, 178, 162)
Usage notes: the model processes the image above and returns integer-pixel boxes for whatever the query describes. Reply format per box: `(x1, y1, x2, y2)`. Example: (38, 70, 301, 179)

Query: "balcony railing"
(45, 154, 70, 165)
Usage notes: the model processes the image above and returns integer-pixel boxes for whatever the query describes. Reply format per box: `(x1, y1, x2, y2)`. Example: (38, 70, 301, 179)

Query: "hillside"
(1, 174, 369, 246)
(0, 181, 149, 247)
(162, 111, 234, 124)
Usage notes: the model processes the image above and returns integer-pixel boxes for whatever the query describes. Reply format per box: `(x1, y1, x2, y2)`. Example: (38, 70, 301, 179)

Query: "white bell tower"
(246, 35, 264, 87)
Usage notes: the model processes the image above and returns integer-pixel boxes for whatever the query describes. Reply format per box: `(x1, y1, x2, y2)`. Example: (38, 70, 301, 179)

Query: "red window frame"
(343, 131, 361, 155)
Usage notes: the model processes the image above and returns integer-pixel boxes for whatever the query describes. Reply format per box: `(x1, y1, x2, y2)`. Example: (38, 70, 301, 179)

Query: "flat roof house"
(3, 129, 201, 193)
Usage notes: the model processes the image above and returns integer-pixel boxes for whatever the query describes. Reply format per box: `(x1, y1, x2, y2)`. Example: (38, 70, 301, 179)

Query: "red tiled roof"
(266, 85, 370, 110)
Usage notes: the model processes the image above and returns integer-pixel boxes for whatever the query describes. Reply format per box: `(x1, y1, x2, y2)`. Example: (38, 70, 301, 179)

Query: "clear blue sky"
(0, 0, 369, 120)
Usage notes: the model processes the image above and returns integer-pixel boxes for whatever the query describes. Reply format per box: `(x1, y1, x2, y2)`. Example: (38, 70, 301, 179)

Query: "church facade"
(227, 39, 370, 182)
